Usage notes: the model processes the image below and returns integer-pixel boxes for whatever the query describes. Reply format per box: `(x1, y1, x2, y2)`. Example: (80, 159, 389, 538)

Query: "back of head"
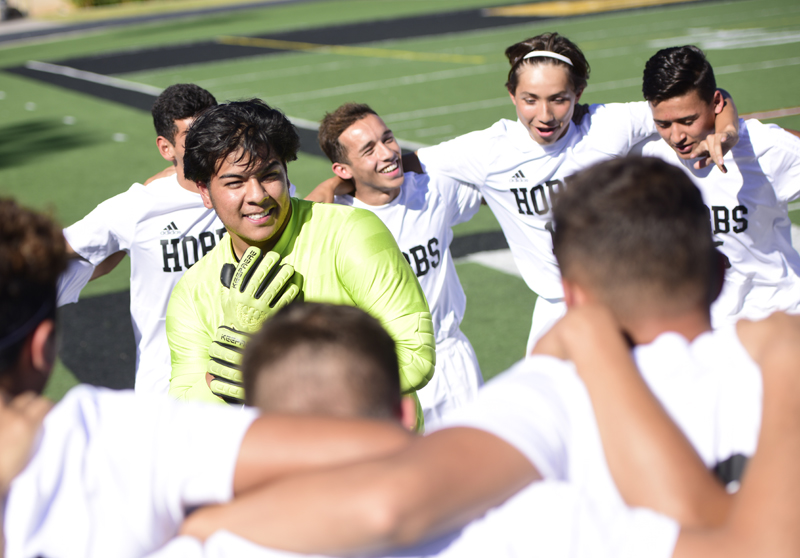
(642, 45, 716, 105)
(151, 84, 217, 145)
(183, 99, 300, 185)
(0, 199, 66, 377)
(553, 157, 715, 319)
(242, 303, 401, 420)
(318, 103, 377, 164)
(504, 32, 590, 95)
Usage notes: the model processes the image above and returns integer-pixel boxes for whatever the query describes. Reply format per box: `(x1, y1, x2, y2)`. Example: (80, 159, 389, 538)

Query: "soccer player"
(62, 83, 223, 395)
(241, 302, 417, 429)
(167, 99, 435, 412)
(635, 45, 800, 327)
(310, 103, 483, 425)
(0, 198, 413, 558)
(405, 32, 739, 353)
(176, 157, 767, 555)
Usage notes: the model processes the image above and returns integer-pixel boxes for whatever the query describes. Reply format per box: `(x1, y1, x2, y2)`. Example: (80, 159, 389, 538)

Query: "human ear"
(398, 396, 418, 432)
(198, 183, 214, 209)
(156, 136, 177, 164)
(30, 319, 56, 376)
(332, 162, 354, 181)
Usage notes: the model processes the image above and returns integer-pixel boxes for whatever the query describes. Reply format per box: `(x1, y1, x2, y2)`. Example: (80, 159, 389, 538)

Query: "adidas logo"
(509, 170, 527, 183)
(160, 221, 180, 235)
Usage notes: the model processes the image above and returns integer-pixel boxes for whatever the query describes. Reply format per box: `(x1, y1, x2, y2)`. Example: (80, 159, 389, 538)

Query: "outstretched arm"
(182, 426, 538, 555)
(305, 176, 355, 203)
(533, 305, 731, 528)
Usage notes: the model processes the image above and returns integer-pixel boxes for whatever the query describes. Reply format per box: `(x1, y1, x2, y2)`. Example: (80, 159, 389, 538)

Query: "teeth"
(380, 163, 398, 174)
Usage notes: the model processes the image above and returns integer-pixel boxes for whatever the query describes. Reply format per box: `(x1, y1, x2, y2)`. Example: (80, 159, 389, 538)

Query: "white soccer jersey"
(63, 175, 226, 395)
(335, 172, 480, 342)
(635, 120, 800, 326)
(416, 102, 656, 300)
(4, 385, 258, 558)
(57, 257, 95, 307)
(335, 172, 483, 424)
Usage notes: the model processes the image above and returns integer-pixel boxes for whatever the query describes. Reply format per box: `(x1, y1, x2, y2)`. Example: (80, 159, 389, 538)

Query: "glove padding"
(223, 247, 300, 333)
(208, 248, 300, 404)
(208, 326, 248, 403)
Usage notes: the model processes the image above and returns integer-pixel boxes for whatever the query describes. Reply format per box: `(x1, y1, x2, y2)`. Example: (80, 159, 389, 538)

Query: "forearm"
(186, 428, 538, 554)
(564, 310, 730, 528)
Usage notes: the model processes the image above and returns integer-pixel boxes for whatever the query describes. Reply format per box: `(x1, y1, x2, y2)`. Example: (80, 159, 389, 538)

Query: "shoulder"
(742, 118, 800, 156)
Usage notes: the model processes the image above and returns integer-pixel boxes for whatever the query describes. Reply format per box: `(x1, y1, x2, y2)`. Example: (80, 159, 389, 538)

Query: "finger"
(249, 252, 283, 300)
(272, 282, 301, 313)
(694, 156, 712, 170)
(208, 378, 245, 404)
(209, 341, 245, 370)
(214, 325, 250, 351)
(230, 247, 263, 293)
(208, 357, 244, 383)
(256, 263, 294, 303)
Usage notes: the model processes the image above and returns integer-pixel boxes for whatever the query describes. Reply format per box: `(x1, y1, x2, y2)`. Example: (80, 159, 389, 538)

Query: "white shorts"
(417, 328, 483, 429)
(525, 296, 567, 357)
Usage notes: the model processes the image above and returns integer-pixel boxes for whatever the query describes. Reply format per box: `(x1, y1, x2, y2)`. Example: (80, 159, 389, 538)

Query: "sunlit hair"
(151, 83, 217, 145)
(318, 103, 378, 164)
(505, 32, 590, 95)
(183, 99, 300, 184)
(642, 45, 717, 105)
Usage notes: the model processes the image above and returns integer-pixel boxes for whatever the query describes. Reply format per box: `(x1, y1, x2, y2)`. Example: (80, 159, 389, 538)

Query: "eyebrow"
(218, 160, 282, 179)
(654, 113, 700, 125)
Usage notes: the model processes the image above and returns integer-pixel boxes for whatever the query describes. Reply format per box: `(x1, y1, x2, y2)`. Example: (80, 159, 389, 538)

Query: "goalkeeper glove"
(208, 248, 301, 404)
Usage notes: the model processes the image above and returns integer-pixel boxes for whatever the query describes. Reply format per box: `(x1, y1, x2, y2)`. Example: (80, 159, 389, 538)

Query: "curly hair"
(151, 84, 217, 145)
(183, 99, 300, 185)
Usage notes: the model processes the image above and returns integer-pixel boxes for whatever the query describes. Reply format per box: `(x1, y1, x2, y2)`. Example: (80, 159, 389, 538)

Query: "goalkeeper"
(166, 99, 435, 414)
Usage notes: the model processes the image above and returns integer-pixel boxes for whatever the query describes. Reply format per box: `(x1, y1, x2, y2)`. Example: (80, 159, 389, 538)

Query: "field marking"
(216, 36, 487, 65)
(24, 61, 164, 96)
(648, 28, 800, 50)
(263, 63, 506, 104)
(743, 107, 800, 120)
(485, 0, 694, 17)
(456, 249, 521, 277)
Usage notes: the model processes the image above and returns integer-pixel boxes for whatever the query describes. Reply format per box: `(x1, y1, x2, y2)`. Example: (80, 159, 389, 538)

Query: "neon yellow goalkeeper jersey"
(166, 197, 436, 404)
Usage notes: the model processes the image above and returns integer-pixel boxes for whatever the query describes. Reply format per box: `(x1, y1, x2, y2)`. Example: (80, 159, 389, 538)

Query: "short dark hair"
(318, 103, 378, 164)
(642, 46, 716, 105)
(553, 157, 716, 317)
(151, 84, 217, 145)
(0, 199, 66, 374)
(242, 302, 400, 419)
(183, 99, 300, 185)
(505, 32, 590, 95)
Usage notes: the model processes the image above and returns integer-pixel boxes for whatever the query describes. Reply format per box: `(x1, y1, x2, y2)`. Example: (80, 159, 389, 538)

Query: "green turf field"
(1, 0, 799, 398)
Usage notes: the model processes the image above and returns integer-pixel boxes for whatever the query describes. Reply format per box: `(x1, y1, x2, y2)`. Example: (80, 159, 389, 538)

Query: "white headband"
(522, 50, 574, 67)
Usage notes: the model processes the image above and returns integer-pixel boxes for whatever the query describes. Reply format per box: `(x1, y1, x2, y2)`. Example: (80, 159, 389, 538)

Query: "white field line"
(456, 249, 521, 277)
(25, 61, 164, 96)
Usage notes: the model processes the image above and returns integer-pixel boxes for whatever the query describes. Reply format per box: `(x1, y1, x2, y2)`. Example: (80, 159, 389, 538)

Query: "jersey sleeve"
(416, 129, 492, 188)
(62, 185, 141, 265)
(589, 102, 657, 156)
(335, 209, 436, 393)
(760, 124, 800, 203)
(436, 358, 571, 480)
(56, 258, 95, 307)
(166, 279, 223, 404)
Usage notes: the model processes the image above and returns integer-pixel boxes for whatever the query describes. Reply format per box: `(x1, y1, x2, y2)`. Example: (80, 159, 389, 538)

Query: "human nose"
(671, 125, 686, 145)
(244, 176, 268, 202)
(376, 141, 395, 160)
(537, 101, 554, 123)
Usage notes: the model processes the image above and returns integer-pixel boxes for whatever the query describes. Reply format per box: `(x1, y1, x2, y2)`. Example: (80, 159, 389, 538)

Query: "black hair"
(151, 83, 217, 144)
(242, 302, 400, 419)
(642, 46, 716, 105)
(318, 103, 378, 164)
(505, 32, 590, 95)
(183, 99, 300, 185)
(553, 157, 716, 315)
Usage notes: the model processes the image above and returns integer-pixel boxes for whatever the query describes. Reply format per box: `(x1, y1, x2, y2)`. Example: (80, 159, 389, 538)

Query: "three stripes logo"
(509, 170, 527, 183)
(160, 221, 180, 236)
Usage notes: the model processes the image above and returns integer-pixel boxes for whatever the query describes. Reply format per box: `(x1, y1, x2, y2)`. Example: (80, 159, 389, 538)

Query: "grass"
(2, 0, 799, 396)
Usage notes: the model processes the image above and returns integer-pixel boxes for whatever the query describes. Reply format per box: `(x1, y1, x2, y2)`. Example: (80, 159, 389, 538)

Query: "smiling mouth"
(244, 207, 274, 222)
(379, 161, 399, 174)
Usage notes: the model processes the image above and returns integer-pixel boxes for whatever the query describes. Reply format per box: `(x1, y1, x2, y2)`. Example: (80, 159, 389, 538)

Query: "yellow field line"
(486, 0, 695, 17)
(216, 36, 487, 64)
